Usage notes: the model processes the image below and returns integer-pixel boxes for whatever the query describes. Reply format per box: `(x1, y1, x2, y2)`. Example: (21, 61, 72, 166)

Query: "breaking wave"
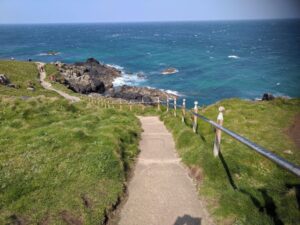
(228, 55, 240, 59)
(109, 64, 146, 86)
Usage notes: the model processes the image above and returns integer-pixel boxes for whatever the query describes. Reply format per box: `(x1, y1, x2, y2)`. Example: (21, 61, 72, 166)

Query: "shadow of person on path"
(174, 214, 201, 225)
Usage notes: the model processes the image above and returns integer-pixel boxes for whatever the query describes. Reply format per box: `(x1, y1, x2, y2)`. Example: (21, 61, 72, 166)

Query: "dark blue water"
(0, 20, 300, 105)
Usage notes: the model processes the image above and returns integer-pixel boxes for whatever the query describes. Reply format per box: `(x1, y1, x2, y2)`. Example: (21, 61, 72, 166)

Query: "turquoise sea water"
(0, 20, 299, 105)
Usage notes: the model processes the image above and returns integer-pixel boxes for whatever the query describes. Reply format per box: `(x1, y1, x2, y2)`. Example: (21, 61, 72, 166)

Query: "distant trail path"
(118, 117, 214, 225)
(36, 62, 80, 102)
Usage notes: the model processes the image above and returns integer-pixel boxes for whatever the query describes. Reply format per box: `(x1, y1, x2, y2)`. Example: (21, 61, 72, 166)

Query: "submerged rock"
(161, 68, 178, 75)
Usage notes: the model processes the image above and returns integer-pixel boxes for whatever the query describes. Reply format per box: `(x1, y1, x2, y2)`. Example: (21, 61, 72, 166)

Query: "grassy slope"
(0, 61, 57, 97)
(0, 61, 142, 224)
(161, 98, 300, 225)
(2, 60, 300, 224)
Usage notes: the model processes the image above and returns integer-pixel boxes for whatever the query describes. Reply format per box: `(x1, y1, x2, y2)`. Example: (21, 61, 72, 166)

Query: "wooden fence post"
(167, 98, 169, 112)
(119, 99, 122, 110)
(142, 98, 145, 112)
(157, 97, 160, 111)
(182, 98, 186, 123)
(130, 101, 132, 111)
(213, 106, 225, 157)
(174, 98, 177, 117)
(193, 101, 198, 133)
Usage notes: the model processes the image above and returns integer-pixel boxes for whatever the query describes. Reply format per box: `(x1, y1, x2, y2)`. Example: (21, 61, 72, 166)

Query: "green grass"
(0, 97, 141, 224)
(0, 61, 57, 97)
(2, 60, 300, 224)
(161, 98, 300, 225)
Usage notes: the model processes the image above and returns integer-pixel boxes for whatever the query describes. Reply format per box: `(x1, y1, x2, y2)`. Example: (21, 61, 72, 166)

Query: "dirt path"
(36, 62, 80, 102)
(118, 116, 214, 225)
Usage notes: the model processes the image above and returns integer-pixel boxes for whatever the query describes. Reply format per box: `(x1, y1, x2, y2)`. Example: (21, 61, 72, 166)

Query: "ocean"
(0, 20, 299, 105)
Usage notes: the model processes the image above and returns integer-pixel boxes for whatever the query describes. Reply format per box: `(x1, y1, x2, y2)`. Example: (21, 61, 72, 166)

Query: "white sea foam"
(38, 52, 61, 56)
(107, 64, 124, 71)
(113, 73, 145, 86)
(110, 64, 146, 86)
(111, 34, 120, 38)
(164, 89, 181, 96)
(228, 55, 240, 59)
(146, 86, 182, 97)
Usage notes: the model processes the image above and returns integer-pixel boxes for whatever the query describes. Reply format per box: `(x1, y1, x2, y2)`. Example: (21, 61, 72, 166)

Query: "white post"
(174, 98, 177, 117)
(213, 106, 225, 157)
(119, 99, 122, 110)
(193, 101, 198, 133)
(157, 97, 160, 111)
(182, 99, 186, 123)
(142, 97, 145, 112)
(167, 98, 169, 112)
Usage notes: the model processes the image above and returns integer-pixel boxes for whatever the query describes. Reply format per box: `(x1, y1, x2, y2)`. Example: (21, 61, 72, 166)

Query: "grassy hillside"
(0, 97, 141, 224)
(161, 98, 300, 225)
(0, 61, 142, 224)
(1, 60, 299, 224)
(0, 61, 56, 97)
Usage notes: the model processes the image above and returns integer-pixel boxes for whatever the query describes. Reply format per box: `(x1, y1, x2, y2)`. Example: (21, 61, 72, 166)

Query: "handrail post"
(157, 97, 160, 111)
(167, 98, 169, 112)
(193, 101, 198, 133)
(174, 98, 177, 117)
(182, 99, 186, 123)
(213, 106, 225, 157)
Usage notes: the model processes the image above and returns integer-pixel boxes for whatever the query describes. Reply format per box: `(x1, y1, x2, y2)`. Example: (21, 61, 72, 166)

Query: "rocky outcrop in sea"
(54, 58, 176, 102)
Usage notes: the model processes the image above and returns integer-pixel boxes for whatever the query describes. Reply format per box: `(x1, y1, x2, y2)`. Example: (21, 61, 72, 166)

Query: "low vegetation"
(0, 61, 141, 224)
(161, 98, 300, 225)
(0, 61, 56, 97)
(1, 60, 299, 224)
(0, 97, 141, 224)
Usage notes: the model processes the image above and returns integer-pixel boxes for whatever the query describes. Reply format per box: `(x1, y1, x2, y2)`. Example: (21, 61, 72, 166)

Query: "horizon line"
(0, 17, 299, 25)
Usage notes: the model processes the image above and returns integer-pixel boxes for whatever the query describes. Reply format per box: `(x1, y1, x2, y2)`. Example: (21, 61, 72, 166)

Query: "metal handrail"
(190, 111, 300, 177)
(162, 99, 300, 177)
(88, 96, 300, 176)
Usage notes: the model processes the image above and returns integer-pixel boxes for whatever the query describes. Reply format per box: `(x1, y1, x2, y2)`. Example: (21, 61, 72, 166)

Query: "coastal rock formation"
(54, 58, 177, 102)
(0, 74, 10, 85)
(262, 93, 275, 101)
(109, 85, 176, 103)
(56, 58, 121, 94)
